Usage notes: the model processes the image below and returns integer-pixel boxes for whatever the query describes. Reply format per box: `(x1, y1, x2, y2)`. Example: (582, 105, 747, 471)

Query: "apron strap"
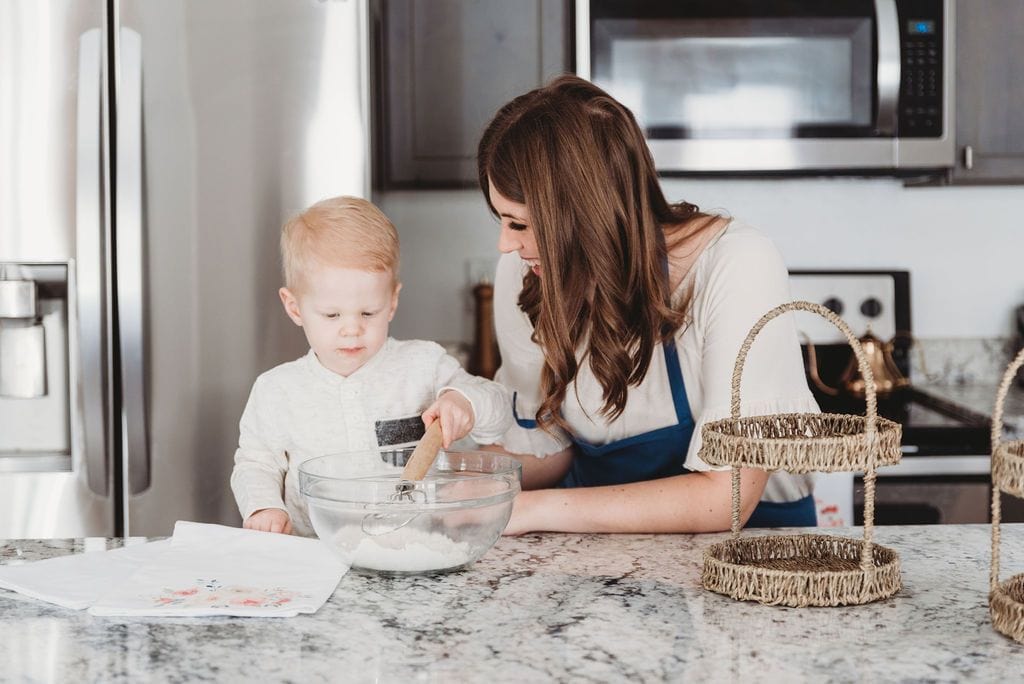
(660, 250, 694, 428)
(662, 339, 693, 427)
(511, 391, 539, 429)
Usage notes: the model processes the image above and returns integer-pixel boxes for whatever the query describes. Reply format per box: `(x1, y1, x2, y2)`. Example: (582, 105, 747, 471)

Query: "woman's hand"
(244, 508, 292, 534)
(422, 391, 475, 448)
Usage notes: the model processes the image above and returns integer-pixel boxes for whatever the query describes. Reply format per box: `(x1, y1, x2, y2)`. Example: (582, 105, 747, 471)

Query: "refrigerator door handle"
(116, 28, 150, 495)
(76, 28, 109, 497)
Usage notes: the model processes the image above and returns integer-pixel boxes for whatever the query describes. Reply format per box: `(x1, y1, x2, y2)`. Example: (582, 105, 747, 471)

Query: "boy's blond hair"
(281, 196, 399, 291)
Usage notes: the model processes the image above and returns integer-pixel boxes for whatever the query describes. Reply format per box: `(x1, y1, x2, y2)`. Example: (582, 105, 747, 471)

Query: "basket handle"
(729, 301, 878, 429)
(990, 347, 1024, 592)
(728, 301, 882, 575)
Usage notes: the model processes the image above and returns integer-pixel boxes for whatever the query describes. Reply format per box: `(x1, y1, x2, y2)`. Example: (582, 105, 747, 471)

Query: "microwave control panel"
(896, 0, 944, 138)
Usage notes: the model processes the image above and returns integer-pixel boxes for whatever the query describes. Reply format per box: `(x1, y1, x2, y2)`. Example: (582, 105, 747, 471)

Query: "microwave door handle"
(575, 0, 591, 79)
(76, 28, 109, 497)
(116, 28, 151, 495)
(874, 0, 901, 136)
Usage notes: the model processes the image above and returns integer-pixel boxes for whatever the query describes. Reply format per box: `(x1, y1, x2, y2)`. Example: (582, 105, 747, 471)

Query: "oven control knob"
(823, 297, 844, 316)
(861, 297, 883, 318)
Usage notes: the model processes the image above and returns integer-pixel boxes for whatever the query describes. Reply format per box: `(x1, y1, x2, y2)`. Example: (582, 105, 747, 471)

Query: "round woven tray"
(992, 439, 1024, 500)
(991, 575, 1024, 643)
(700, 301, 902, 607)
(989, 348, 1024, 643)
(702, 412, 902, 473)
(703, 534, 901, 607)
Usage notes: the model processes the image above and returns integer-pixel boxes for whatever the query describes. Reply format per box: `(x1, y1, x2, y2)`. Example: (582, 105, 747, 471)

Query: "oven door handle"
(874, 0, 901, 136)
(876, 455, 991, 477)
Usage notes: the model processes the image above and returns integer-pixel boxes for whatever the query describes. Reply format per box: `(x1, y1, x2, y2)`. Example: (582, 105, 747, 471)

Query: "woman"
(479, 75, 819, 535)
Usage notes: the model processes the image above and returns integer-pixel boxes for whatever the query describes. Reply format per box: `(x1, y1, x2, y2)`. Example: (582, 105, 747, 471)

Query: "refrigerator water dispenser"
(0, 278, 37, 318)
(0, 274, 47, 398)
(0, 264, 71, 460)
(0, 322, 47, 398)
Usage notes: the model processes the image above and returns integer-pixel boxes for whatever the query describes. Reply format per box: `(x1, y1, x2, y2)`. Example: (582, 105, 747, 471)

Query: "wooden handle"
(470, 282, 500, 379)
(400, 420, 444, 481)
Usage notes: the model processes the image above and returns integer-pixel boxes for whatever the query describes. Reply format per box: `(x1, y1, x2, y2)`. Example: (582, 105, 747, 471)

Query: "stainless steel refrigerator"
(0, 0, 371, 537)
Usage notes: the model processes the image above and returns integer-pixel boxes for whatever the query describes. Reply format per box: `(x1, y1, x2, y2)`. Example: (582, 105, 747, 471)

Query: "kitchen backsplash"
(910, 337, 1018, 386)
(381, 180, 1024, 347)
(910, 336, 1024, 437)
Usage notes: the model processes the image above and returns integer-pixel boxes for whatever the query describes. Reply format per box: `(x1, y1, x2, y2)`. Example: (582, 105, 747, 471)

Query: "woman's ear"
(279, 287, 303, 326)
(388, 282, 403, 322)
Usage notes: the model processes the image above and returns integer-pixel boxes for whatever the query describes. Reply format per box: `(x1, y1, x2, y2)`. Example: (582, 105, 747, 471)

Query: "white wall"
(379, 178, 1024, 345)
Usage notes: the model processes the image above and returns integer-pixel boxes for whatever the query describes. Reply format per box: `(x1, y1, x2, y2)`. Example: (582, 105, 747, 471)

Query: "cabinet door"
(378, 0, 569, 187)
(951, 0, 1024, 183)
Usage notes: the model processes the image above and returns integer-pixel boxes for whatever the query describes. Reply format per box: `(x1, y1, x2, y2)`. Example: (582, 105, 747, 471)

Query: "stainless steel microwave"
(576, 0, 955, 173)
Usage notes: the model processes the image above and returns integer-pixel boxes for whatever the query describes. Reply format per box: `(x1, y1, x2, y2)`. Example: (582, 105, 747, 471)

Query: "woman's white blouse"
(493, 221, 817, 503)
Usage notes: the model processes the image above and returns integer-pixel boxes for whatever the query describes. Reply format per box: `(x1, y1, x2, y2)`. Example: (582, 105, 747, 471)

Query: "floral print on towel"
(152, 579, 307, 609)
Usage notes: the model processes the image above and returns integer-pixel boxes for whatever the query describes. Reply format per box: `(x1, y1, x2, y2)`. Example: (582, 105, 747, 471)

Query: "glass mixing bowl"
(298, 448, 522, 576)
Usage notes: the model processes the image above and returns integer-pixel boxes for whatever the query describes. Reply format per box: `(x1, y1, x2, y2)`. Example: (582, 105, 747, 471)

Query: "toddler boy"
(230, 196, 511, 536)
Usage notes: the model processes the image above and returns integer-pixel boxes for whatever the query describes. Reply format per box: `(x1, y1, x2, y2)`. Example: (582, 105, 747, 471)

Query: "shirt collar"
(302, 338, 394, 385)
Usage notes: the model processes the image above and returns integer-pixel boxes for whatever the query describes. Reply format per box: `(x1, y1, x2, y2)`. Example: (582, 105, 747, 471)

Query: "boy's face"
(279, 264, 400, 377)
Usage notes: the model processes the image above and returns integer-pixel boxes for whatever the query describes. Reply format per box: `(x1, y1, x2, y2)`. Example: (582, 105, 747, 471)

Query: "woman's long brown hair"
(478, 75, 714, 432)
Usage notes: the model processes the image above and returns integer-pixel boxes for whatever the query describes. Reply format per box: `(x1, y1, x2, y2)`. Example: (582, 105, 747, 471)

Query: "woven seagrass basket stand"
(700, 301, 903, 607)
(990, 347, 1024, 643)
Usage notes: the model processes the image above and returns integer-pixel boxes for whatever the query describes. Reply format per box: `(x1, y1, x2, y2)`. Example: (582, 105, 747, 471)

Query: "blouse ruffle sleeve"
(682, 227, 820, 474)
(491, 252, 572, 458)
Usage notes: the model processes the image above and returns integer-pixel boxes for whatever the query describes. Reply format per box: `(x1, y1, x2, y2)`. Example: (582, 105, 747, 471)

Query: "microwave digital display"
(908, 20, 935, 34)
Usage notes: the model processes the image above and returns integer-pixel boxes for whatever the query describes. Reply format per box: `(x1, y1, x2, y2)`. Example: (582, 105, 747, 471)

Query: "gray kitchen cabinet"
(375, 0, 570, 187)
(949, 0, 1024, 183)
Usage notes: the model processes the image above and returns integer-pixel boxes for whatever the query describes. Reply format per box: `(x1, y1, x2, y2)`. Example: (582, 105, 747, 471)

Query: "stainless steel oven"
(789, 269, 1024, 525)
(577, 0, 955, 173)
(853, 400, 994, 525)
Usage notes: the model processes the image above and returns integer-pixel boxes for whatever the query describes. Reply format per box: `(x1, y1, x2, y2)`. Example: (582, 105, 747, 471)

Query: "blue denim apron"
(514, 339, 816, 527)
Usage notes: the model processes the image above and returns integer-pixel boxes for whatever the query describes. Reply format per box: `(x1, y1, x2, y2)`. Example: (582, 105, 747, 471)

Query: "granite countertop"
(3, 525, 1024, 682)
(918, 382, 1024, 439)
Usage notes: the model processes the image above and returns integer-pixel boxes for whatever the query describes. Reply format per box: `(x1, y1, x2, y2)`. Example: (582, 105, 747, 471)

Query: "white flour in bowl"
(345, 527, 473, 572)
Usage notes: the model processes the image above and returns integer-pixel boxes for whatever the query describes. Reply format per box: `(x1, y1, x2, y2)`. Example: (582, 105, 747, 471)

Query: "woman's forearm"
(507, 468, 769, 534)
(479, 444, 573, 489)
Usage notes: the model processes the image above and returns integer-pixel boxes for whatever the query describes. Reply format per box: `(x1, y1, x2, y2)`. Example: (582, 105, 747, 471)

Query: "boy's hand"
(422, 391, 475, 448)
(244, 508, 293, 535)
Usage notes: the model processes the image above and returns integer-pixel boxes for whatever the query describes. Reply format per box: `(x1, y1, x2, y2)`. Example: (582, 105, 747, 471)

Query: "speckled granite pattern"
(2, 526, 1024, 682)
(909, 337, 1017, 387)
(919, 382, 1024, 440)
(901, 337, 1024, 440)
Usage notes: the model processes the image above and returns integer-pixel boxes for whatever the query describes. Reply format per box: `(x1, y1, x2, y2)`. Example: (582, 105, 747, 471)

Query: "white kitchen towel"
(88, 521, 349, 617)
(0, 539, 171, 609)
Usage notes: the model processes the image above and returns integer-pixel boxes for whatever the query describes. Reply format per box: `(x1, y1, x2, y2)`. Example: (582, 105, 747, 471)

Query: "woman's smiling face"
(489, 180, 541, 276)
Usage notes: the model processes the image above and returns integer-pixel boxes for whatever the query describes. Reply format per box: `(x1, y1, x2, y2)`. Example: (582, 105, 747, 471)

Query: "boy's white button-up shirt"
(230, 338, 512, 537)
